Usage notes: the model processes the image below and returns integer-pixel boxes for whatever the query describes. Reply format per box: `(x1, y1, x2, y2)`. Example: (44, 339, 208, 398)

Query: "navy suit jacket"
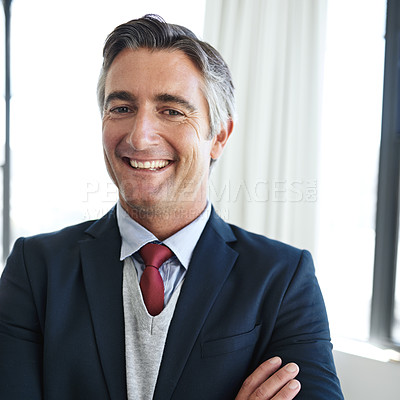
(0, 207, 343, 399)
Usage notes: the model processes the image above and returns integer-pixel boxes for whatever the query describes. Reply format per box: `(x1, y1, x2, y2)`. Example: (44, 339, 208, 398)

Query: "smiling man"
(101, 48, 225, 239)
(0, 15, 343, 400)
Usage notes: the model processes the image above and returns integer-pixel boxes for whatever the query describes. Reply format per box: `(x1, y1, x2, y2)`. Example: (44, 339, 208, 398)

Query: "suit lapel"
(79, 209, 127, 400)
(154, 210, 238, 400)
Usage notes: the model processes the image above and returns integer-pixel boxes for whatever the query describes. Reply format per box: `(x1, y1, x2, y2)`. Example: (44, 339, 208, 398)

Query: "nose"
(126, 109, 159, 150)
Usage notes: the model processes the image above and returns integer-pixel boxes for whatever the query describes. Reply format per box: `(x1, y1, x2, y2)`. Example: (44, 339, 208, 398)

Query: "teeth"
(129, 159, 170, 170)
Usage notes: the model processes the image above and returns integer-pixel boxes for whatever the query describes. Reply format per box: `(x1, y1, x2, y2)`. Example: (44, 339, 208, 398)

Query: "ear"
(210, 119, 234, 160)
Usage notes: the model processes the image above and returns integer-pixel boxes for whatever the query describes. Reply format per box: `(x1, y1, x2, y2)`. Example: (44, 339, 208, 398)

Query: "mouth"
(124, 158, 172, 171)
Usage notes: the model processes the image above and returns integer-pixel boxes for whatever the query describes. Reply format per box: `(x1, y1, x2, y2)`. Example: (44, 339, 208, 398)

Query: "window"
(316, 0, 386, 343)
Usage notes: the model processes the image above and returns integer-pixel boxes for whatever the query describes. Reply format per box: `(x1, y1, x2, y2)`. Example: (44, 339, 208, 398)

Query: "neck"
(120, 199, 207, 240)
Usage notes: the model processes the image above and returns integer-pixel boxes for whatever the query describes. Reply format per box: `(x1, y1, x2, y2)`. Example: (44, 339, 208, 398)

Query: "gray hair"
(97, 14, 235, 139)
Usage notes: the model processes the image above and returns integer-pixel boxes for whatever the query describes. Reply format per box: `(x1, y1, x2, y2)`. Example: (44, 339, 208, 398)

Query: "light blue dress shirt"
(116, 201, 211, 305)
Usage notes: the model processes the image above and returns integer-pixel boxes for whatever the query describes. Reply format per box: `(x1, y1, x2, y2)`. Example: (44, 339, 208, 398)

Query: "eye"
(162, 109, 184, 117)
(110, 106, 131, 114)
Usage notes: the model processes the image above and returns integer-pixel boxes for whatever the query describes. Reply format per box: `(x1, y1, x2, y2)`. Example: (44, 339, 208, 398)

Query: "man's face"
(102, 48, 227, 221)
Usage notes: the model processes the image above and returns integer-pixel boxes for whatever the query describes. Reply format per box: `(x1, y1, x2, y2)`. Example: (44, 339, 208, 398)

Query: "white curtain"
(204, 0, 327, 253)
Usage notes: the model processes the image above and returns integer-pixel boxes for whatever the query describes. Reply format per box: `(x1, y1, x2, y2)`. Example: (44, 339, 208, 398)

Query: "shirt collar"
(116, 201, 211, 269)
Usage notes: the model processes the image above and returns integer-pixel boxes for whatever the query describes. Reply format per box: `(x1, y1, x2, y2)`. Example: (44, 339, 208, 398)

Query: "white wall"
(334, 350, 400, 399)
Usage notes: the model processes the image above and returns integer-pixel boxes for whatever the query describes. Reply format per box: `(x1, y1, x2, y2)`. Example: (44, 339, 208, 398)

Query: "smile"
(129, 159, 171, 171)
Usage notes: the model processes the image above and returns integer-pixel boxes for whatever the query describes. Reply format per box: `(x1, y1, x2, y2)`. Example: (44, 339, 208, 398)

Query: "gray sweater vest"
(123, 257, 183, 400)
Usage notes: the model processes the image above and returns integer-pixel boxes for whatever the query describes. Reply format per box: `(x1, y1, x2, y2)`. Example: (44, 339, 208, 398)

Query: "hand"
(235, 357, 301, 400)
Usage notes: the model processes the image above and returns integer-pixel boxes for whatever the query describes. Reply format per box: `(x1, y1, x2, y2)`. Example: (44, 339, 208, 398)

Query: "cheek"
(102, 124, 119, 155)
(102, 122, 110, 146)
(190, 142, 213, 175)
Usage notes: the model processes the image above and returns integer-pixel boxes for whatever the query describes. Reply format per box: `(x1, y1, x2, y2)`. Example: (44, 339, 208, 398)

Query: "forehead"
(104, 48, 205, 97)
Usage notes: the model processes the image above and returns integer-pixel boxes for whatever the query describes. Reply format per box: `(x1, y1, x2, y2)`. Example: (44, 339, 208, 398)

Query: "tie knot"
(139, 243, 173, 269)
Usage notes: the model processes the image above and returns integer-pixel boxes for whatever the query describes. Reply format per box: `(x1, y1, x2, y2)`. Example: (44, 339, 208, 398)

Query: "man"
(0, 15, 343, 400)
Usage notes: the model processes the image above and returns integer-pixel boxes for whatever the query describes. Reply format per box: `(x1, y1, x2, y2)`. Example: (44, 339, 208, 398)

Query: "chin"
(121, 196, 169, 217)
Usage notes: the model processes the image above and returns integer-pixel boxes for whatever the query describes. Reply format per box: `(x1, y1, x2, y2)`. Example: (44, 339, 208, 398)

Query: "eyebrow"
(104, 91, 136, 109)
(155, 93, 197, 113)
(104, 91, 197, 113)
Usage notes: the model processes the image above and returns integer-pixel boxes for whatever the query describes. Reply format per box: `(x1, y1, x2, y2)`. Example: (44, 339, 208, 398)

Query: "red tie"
(139, 243, 173, 316)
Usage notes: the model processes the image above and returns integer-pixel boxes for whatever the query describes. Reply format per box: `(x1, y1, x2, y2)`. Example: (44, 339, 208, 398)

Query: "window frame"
(370, 0, 400, 348)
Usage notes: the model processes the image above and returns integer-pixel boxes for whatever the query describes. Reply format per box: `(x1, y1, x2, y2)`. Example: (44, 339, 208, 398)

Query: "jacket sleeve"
(263, 250, 344, 399)
(0, 238, 43, 399)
